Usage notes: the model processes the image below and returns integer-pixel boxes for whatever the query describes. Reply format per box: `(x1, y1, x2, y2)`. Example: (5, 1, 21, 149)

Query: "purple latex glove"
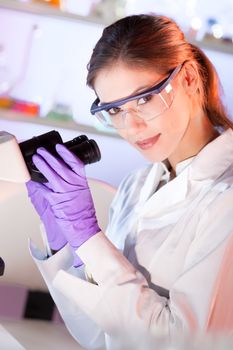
(26, 180, 67, 251)
(27, 180, 82, 266)
(32, 144, 101, 262)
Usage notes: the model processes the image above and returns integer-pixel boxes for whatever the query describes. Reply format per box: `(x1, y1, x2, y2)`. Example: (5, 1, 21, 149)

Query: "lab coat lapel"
(138, 167, 190, 219)
(137, 162, 168, 205)
(134, 162, 193, 234)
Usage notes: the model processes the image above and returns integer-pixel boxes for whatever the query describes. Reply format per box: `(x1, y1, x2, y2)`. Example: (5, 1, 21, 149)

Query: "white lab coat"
(30, 128, 233, 350)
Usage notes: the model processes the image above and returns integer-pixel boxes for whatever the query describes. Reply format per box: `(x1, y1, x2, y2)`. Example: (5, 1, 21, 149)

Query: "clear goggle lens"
(95, 83, 174, 129)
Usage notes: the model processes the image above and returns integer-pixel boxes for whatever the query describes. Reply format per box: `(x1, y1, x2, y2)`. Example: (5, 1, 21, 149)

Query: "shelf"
(189, 37, 233, 56)
(0, 109, 120, 138)
(1, 0, 233, 55)
(0, 0, 108, 25)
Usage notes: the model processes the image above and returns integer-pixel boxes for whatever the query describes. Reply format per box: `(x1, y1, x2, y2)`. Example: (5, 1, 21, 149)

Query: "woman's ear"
(181, 61, 200, 96)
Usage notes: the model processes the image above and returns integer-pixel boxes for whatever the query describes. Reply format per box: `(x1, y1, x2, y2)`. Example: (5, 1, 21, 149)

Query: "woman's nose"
(123, 110, 147, 130)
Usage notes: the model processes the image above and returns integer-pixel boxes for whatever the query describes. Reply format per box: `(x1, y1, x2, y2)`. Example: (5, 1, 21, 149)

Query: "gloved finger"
(32, 153, 72, 193)
(36, 147, 83, 187)
(55, 144, 86, 178)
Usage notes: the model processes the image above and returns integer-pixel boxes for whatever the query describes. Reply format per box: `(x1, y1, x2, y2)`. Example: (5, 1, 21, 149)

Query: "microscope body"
(0, 130, 101, 183)
(0, 131, 30, 183)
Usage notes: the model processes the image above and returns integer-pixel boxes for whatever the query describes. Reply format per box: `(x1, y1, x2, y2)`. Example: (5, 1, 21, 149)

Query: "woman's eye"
(108, 107, 121, 116)
(138, 94, 153, 105)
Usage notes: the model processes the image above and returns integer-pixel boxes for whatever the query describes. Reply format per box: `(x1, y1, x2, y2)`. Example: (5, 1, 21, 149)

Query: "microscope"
(0, 130, 101, 183)
(0, 130, 101, 276)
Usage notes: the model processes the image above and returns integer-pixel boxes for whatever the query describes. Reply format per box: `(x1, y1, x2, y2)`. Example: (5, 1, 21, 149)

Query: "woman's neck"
(168, 115, 220, 174)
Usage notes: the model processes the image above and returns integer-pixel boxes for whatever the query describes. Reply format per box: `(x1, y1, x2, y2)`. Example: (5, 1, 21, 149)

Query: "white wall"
(0, 8, 104, 122)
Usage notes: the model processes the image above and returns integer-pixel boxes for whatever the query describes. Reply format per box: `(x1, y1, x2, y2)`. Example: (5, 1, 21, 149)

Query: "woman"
(27, 14, 233, 349)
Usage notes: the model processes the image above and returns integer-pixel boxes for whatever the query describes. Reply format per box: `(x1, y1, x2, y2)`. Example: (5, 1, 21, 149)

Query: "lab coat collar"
(162, 158, 193, 177)
(176, 157, 195, 176)
(189, 128, 233, 182)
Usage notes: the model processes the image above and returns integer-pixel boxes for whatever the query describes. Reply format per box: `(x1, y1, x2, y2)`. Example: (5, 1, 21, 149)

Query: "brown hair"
(87, 14, 233, 130)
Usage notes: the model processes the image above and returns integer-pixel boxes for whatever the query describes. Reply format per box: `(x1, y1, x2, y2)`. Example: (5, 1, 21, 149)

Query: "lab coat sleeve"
(52, 186, 233, 341)
(27, 169, 141, 350)
(29, 241, 105, 350)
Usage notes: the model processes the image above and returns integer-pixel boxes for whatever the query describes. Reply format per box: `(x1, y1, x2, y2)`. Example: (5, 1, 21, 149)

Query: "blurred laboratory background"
(0, 0, 233, 186)
(0, 1, 233, 348)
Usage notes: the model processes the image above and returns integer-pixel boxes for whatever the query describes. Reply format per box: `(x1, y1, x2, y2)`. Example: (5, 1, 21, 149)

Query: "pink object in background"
(206, 232, 233, 332)
(0, 285, 27, 320)
(11, 99, 40, 116)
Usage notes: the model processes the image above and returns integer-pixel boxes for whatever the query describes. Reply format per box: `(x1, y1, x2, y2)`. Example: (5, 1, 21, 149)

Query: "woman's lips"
(136, 134, 161, 150)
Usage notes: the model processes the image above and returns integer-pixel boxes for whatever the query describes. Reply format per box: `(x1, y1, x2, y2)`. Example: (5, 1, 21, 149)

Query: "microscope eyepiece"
(19, 130, 101, 183)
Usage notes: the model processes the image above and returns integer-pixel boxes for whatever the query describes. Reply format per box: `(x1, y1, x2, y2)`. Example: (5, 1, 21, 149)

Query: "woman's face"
(93, 62, 192, 163)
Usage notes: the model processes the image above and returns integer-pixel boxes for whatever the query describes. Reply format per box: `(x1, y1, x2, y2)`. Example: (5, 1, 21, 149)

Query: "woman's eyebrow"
(100, 86, 148, 104)
(100, 78, 163, 105)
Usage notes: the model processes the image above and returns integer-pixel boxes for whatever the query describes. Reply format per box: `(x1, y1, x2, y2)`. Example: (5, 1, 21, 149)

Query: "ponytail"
(189, 44, 233, 130)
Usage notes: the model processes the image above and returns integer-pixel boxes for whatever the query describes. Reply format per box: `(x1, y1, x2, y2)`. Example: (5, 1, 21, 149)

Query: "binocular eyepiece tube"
(19, 130, 101, 183)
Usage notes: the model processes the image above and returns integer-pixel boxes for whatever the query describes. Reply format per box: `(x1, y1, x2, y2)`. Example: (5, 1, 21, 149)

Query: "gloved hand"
(27, 180, 82, 266)
(31, 144, 101, 264)
(26, 180, 67, 251)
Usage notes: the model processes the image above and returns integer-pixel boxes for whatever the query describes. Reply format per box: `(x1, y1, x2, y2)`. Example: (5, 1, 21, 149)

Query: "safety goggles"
(90, 64, 182, 129)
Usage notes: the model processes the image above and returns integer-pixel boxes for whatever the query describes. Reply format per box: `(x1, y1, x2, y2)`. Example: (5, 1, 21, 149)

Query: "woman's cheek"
(164, 96, 191, 136)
